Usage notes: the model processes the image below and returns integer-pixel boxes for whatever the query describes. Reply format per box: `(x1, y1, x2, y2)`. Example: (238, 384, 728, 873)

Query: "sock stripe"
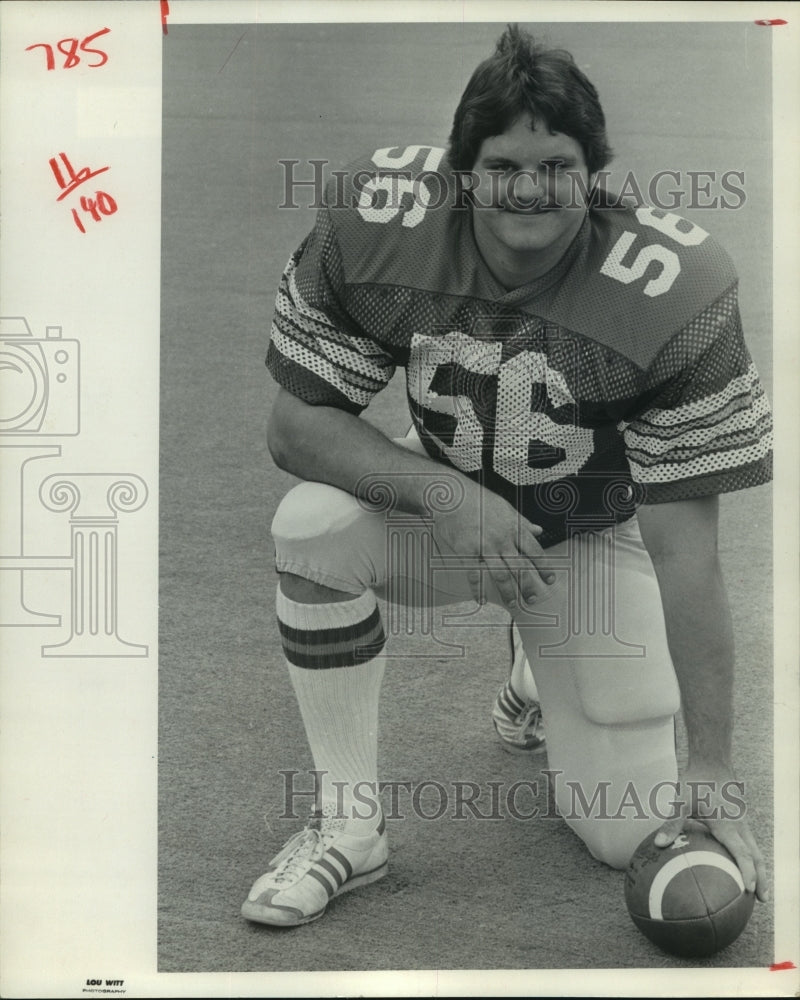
(277, 605, 382, 645)
(281, 632, 385, 669)
(279, 625, 385, 656)
(278, 607, 386, 669)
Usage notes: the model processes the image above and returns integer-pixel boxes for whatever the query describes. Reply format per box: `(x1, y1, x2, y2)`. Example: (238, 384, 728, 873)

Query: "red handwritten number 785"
(26, 28, 110, 70)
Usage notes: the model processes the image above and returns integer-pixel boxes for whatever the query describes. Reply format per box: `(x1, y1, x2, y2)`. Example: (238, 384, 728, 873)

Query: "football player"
(242, 25, 771, 926)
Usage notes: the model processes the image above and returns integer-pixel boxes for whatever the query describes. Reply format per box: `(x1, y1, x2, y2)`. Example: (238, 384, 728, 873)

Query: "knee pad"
(571, 653, 682, 726)
(524, 630, 680, 873)
(271, 481, 387, 594)
(547, 718, 679, 870)
(272, 481, 364, 541)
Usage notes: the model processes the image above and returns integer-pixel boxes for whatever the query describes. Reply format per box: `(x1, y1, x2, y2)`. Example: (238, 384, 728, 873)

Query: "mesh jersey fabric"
(266, 144, 772, 547)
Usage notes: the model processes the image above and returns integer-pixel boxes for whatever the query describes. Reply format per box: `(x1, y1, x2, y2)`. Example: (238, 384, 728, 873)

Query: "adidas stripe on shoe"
(492, 681, 546, 753)
(491, 624, 546, 754)
(241, 807, 388, 926)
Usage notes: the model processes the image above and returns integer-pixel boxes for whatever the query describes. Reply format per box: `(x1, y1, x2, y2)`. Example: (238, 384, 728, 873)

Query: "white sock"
(276, 587, 385, 830)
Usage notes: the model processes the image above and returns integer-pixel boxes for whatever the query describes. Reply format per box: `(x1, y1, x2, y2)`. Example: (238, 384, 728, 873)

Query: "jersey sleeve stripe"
(635, 456, 772, 503)
(270, 326, 376, 408)
(285, 253, 339, 330)
(629, 363, 764, 427)
(274, 311, 391, 391)
(276, 291, 393, 379)
(283, 252, 399, 361)
(626, 389, 768, 439)
(628, 434, 772, 484)
(623, 392, 771, 456)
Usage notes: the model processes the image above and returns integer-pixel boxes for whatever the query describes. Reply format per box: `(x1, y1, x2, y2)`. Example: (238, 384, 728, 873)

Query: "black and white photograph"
(159, 7, 783, 983)
(2, 2, 799, 998)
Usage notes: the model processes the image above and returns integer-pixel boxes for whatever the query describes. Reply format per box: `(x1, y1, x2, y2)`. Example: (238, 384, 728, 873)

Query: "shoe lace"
(269, 810, 345, 885)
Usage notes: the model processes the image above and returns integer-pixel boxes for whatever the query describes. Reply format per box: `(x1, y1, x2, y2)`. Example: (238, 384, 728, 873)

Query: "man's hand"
(268, 391, 556, 611)
(653, 764, 769, 902)
(431, 477, 556, 610)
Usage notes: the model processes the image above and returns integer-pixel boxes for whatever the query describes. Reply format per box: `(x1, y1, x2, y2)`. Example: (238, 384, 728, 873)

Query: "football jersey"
(267, 144, 772, 546)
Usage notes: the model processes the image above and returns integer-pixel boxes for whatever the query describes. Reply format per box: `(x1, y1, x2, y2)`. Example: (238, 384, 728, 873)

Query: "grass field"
(158, 21, 774, 976)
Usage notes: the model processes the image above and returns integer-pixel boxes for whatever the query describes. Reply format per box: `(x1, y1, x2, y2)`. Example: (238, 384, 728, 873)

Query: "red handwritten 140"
(26, 28, 110, 71)
(50, 153, 118, 233)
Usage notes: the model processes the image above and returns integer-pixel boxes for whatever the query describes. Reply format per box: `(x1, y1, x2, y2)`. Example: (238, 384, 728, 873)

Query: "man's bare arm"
(268, 387, 458, 513)
(637, 495, 768, 900)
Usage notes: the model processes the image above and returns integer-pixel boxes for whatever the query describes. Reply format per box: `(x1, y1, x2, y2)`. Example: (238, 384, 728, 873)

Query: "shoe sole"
(241, 859, 388, 927)
(497, 737, 547, 756)
(492, 716, 546, 755)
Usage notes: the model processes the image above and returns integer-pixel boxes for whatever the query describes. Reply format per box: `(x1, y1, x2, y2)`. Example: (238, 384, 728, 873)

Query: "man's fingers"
(655, 819, 683, 847)
(515, 530, 557, 598)
(468, 559, 542, 609)
(654, 797, 690, 847)
(465, 565, 485, 605)
(739, 824, 769, 900)
(753, 854, 770, 902)
(707, 823, 758, 895)
(490, 557, 552, 608)
(723, 822, 770, 901)
(486, 564, 523, 609)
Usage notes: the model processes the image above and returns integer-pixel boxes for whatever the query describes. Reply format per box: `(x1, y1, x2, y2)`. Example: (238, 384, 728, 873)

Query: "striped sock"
(276, 587, 385, 829)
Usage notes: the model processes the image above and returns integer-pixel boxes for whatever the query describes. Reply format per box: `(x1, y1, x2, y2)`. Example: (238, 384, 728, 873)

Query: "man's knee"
(271, 481, 385, 595)
(572, 816, 657, 870)
(272, 481, 363, 543)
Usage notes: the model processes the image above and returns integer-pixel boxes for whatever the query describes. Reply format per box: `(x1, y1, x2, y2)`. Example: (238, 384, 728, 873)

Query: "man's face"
(470, 115, 592, 273)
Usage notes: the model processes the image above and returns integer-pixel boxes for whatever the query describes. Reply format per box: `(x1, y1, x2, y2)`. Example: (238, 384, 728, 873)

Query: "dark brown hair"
(447, 25, 613, 174)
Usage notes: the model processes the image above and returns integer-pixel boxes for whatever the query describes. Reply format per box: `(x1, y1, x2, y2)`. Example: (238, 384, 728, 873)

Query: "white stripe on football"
(648, 851, 745, 919)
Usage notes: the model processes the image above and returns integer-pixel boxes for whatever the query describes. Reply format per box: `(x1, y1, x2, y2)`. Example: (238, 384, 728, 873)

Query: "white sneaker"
(241, 807, 388, 926)
(491, 624, 546, 754)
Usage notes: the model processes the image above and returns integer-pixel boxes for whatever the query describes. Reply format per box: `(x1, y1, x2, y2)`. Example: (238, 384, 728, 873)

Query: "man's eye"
(543, 160, 574, 173)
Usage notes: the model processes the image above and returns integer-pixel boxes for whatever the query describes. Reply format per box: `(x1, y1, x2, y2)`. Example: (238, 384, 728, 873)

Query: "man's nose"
(506, 169, 545, 208)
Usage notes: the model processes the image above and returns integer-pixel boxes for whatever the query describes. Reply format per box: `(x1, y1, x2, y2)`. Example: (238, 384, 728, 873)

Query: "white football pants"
(272, 444, 681, 869)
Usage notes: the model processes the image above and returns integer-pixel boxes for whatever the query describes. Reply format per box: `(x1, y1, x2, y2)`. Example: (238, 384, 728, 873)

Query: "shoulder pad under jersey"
(324, 144, 472, 295)
(546, 203, 739, 368)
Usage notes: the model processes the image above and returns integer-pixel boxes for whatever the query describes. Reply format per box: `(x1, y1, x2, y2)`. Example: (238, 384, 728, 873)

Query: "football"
(624, 825, 755, 958)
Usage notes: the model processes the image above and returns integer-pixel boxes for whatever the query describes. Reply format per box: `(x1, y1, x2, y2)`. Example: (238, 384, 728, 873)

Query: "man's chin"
(495, 213, 563, 251)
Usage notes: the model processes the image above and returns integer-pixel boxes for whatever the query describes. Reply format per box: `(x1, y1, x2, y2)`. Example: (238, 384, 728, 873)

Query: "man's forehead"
(478, 118, 583, 160)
